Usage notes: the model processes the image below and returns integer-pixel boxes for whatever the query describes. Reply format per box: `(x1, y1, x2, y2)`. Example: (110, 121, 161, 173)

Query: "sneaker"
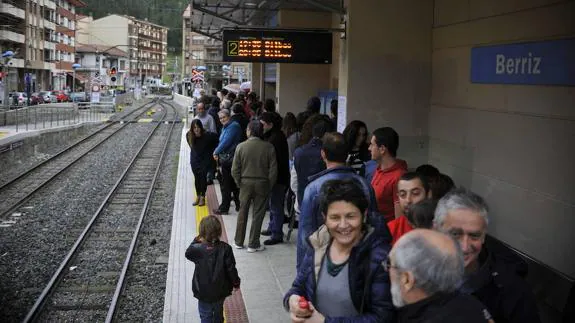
(260, 230, 272, 236)
(264, 238, 283, 246)
(247, 245, 265, 253)
(233, 243, 244, 249)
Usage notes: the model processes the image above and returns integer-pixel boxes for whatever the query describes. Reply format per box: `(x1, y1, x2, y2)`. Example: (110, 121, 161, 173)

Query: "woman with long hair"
(187, 119, 219, 206)
(343, 120, 370, 176)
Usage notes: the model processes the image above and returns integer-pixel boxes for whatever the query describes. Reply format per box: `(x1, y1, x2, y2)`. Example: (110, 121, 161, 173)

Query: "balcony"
(44, 19, 55, 30)
(0, 27, 25, 44)
(56, 42, 75, 53)
(0, 1, 25, 20)
(56, 25, 74, 37)
(57, 6, 75, 21)
(45, 0, 57, 10)
(56, 61, 74, 71)
(44, 41, 56, 50)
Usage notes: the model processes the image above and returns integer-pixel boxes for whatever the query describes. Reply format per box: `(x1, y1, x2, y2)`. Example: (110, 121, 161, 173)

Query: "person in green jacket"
(231, 120, 277, 253)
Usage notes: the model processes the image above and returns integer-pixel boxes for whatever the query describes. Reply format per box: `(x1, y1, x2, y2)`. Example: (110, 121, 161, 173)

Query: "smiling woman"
(283, 178, 396, 322)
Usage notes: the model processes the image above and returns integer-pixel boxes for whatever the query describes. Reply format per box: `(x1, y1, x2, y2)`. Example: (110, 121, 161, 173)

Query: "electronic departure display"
(222, 29, 332, 64)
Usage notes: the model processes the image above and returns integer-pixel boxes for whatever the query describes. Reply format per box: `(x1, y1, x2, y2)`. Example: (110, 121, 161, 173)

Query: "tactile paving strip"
(206, 184, 250, 323)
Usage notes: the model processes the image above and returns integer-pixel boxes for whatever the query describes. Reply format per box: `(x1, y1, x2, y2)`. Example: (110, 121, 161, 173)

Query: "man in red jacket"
(369, 127, 407, 222)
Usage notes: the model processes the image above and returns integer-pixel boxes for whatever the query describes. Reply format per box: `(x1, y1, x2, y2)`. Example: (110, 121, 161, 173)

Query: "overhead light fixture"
(245, 2, 257, 6)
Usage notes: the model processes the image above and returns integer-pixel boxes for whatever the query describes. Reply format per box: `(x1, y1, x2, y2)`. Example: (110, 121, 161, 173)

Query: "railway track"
(23, 100, 178, 322)
(0, 100, 159, 219)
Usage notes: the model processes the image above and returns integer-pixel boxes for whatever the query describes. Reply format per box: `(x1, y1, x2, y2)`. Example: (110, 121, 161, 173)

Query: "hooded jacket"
(284, 225, 395, 323)
(297, 166, 391, 270)
(462, 245, 541, 323)
(185, 238, 241, 303)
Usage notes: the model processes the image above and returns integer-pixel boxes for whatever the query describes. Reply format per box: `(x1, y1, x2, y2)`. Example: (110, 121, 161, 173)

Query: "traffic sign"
(91, 84, 100, 92)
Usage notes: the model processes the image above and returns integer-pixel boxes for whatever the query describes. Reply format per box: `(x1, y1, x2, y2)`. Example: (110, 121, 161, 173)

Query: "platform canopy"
(186, 0, 344, 40)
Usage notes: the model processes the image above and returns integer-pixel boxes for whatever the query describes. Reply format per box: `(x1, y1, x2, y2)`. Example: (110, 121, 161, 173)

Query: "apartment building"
(76, 44, 128, 89)
(182, 4, 250, 90)
(79, 14, 168, 89)
(0, 0, 85, 93)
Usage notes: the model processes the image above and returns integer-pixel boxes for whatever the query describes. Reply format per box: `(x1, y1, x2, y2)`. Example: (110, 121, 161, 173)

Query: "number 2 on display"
(227, 41, 239, 56)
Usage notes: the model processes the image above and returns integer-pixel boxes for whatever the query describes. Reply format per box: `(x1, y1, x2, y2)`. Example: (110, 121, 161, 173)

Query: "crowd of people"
(185, 88, 541, 323)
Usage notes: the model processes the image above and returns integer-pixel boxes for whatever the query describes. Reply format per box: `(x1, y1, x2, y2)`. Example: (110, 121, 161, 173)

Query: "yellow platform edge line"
(192, 190, 227, 322)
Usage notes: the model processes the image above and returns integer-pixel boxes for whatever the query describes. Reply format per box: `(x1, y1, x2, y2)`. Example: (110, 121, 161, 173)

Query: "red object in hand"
(298, 296, 310, 310)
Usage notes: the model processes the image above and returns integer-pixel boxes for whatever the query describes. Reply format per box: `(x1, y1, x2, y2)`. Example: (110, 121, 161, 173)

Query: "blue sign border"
(470, 38, 575, 86)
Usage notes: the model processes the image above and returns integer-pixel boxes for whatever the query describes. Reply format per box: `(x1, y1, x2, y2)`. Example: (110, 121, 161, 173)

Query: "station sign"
(223, 29, 332, 64)
(470, 38, 575, 86)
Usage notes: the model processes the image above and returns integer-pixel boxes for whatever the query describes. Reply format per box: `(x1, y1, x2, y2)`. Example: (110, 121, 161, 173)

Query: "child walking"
(185, 215, 241, 323)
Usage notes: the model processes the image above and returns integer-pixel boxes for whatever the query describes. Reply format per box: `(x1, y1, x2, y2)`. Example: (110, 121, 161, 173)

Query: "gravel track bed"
(0, 124, 105, 186)
(115, 123, 182, 322)
(0, 122, 158, 322)
(0, 100, 155, 187)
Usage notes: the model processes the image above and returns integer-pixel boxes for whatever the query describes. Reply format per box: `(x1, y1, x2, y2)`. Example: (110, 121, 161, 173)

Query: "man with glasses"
(434, 188, 540, 323)
(386, 229, 494, 322)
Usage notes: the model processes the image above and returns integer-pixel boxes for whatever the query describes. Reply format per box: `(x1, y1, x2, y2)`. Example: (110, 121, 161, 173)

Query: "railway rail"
(23, 99, 178, 322)
(0, 99, 159, 219)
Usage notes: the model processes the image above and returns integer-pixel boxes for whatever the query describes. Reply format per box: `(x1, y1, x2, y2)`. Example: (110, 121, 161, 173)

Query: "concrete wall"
(339, 0, 434, 166)
(276, 10, 333, 115)
(430, 0, 575, 277)
(88, 15, 129, 47)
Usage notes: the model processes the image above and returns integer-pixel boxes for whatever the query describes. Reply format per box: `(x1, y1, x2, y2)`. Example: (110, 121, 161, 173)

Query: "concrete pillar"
(251, 63, 263, 98)
(276, 9, 333, 115)
(339, 0, 433, 165)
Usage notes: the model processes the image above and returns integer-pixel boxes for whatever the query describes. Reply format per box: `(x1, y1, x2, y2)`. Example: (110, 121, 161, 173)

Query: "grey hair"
(433, 187, 489, 228)
(394, 233, 464, 295)
(218, 109, 230, 117)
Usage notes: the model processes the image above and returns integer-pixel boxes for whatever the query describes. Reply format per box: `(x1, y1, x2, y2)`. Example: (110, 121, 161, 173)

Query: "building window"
(191, 35, 205, 45)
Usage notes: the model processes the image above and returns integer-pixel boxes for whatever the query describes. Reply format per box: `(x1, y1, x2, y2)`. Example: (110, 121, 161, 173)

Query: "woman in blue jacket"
(284, 178, 395, 323)
(212, 109, 242, 214)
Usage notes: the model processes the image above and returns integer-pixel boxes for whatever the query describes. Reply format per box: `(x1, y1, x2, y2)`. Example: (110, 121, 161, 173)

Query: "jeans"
(267, 184, 287, 240)
(198, 299, 225, 323)
(192, 167, 207, 196)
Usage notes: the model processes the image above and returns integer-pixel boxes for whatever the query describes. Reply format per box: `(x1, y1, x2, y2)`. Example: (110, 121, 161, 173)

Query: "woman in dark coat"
(187, 119, 219, 206)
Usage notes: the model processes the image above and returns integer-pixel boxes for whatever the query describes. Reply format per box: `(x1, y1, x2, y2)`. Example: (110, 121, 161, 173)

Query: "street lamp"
(72, 63, 81, 101)
(2, 50, 15, 109)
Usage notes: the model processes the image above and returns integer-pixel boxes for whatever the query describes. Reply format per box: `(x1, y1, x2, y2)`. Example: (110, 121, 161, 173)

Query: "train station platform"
(163, 125, 297, 323)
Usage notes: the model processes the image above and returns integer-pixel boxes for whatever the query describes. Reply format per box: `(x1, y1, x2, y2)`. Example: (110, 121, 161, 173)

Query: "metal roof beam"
(193, 4, 245, 25)
(301, 0, 344, 14)
(190, 26, 223, 41)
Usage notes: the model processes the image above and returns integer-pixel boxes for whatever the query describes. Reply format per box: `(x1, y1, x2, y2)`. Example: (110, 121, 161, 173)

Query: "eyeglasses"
(382, 257, 399, 272)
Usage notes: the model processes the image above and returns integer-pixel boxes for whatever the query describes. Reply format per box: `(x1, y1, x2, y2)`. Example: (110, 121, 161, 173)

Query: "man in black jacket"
(230, 102, 249, 142)
(434, 188, 541, 323)
(259, 112, 290, 245)
(390, 229, 494, 323)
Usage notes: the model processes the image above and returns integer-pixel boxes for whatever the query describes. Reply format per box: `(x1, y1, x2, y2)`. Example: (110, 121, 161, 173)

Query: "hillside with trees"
(78, 0, 187, 53)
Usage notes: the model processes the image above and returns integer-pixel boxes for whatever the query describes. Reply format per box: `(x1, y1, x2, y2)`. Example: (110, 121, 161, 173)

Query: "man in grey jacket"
(232, 120, 277, 253)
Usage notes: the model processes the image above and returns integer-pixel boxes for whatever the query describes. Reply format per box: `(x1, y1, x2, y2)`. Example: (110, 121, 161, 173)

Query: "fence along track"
(23, 103, 177, 323)
(0, 100, 157, 220)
